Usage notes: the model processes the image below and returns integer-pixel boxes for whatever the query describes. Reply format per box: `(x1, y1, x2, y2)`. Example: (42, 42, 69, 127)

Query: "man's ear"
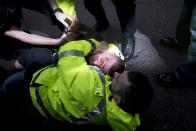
(113, 94, 121, 104)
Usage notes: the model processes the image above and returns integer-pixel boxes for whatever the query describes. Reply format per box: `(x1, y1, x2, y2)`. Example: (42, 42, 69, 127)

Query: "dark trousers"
(17, 47, 55, 69)
(176, 1, 196, 84)
(0, 70, 112, 130)
(21, 0, 59, 27)
(0, 70, 56, 129)
(0, 47, 55, 98)
(84, 0, 136, 30)
(0, 70, 31, 104)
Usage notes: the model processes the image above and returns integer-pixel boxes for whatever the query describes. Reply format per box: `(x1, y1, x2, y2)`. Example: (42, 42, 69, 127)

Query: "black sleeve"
(0, 5, 21, 33)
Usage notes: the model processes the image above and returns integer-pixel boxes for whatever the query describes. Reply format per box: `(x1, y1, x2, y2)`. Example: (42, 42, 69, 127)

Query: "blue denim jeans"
(175, 1, 193, 47)
(0, 70, 29, 103)
(0, 69, 48, 122)
(176, 2, 196, 85)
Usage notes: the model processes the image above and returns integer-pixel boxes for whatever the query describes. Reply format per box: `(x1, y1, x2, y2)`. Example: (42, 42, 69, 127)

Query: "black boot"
(122, 34, 135, 61)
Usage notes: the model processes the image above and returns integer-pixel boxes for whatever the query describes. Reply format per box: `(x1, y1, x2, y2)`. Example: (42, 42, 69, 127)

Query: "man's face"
(111, 71, 130, 94)
(89, 52, 117, 75)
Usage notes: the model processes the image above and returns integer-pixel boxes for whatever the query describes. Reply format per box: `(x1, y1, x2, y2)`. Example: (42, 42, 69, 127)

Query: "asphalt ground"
(76, 0, 196, 130)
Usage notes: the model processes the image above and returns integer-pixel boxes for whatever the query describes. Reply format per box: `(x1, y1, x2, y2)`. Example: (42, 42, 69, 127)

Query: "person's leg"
(176, 2, 196, 85)
(0, 69, 47, 128)
(112, 0, 136, 61)
(175, 1, 193, 46)
(0, 47, 55, 75)
(18, 47, 55, 71)
(0, 70, 29, 128)
(112, 0, 136, 31)
(0, 70, 26, 104)
(157, 2, 196, 87)
(84, 0, 109, 31)
(160, 0, 193, 50)
(22, 0, 57, 25)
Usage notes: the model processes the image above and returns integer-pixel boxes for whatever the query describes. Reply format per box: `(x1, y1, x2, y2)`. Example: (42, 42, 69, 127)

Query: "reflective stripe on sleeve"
(35, 88, 55, 120)
(58, 50, 84, 60)
(31, 65, 106, 123)
(77, 66, 106, 123)
(57, 65, 106, 123)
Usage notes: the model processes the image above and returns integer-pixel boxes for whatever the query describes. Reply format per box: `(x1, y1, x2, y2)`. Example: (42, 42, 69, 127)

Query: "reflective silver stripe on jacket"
(31, 57, 106, 123)
(58, 50, 84, 60)
(58, 39, 96, 60)
(59, 65, 106, 123)
(78, 65, 106, 123)
(31, 64, 57, 120)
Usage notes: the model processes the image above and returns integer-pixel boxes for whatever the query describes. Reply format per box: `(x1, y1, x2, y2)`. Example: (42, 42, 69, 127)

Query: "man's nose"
(93, 60, 102, 69)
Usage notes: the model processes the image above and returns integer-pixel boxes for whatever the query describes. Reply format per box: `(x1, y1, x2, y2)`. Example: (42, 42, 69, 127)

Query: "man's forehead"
(99, 51, 114, 57)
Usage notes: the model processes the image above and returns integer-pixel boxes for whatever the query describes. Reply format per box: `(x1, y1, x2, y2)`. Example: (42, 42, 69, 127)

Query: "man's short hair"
(109, 56, 125, 77)
(119, 71, 153, 114)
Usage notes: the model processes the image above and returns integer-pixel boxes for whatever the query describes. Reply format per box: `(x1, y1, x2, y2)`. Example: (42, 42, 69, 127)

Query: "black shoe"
(160, 37, 188, 52)
(95, 22, 109, 32)
(122, 35, 135, 61)
(156, 72, 185, 88)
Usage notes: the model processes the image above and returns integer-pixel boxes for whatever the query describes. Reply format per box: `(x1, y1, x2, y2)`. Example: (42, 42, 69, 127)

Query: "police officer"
(0, 38, 153, 131)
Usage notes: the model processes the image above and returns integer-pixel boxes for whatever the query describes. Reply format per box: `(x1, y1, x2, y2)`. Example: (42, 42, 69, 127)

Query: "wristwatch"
(53, 7, 63, 14)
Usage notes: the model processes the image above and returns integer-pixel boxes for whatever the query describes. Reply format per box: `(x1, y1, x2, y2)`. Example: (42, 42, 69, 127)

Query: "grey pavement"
(2, 0, 196, 130)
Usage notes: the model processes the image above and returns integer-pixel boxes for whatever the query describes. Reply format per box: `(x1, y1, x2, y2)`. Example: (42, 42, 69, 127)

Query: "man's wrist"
(53, 7, 63, 14)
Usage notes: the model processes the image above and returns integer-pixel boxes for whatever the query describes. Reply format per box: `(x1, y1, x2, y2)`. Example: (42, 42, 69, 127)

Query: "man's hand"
(54, 12, 79, 41)
(54, 12, 73, 31)
(56, 33, 68, 45)
(66, 17, 79, 41)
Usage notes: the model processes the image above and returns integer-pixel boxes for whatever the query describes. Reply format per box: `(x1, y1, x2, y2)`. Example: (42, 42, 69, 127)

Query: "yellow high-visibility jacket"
(56, 0, 76, 17)
(30, 39, 140, 131)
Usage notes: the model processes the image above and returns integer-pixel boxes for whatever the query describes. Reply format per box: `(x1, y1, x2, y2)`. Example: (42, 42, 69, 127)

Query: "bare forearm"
(4, 27, 63, 46)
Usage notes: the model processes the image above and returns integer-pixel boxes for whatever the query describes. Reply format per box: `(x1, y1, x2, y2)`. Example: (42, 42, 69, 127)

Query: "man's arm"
(4, 26, 67, 46)
(57, 39, 101, 60)
(47, 0, 78, 31)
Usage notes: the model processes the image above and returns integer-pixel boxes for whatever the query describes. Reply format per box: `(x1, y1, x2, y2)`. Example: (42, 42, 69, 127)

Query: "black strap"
(53, 7, 63, 14)
(85, 39, 96, 54)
